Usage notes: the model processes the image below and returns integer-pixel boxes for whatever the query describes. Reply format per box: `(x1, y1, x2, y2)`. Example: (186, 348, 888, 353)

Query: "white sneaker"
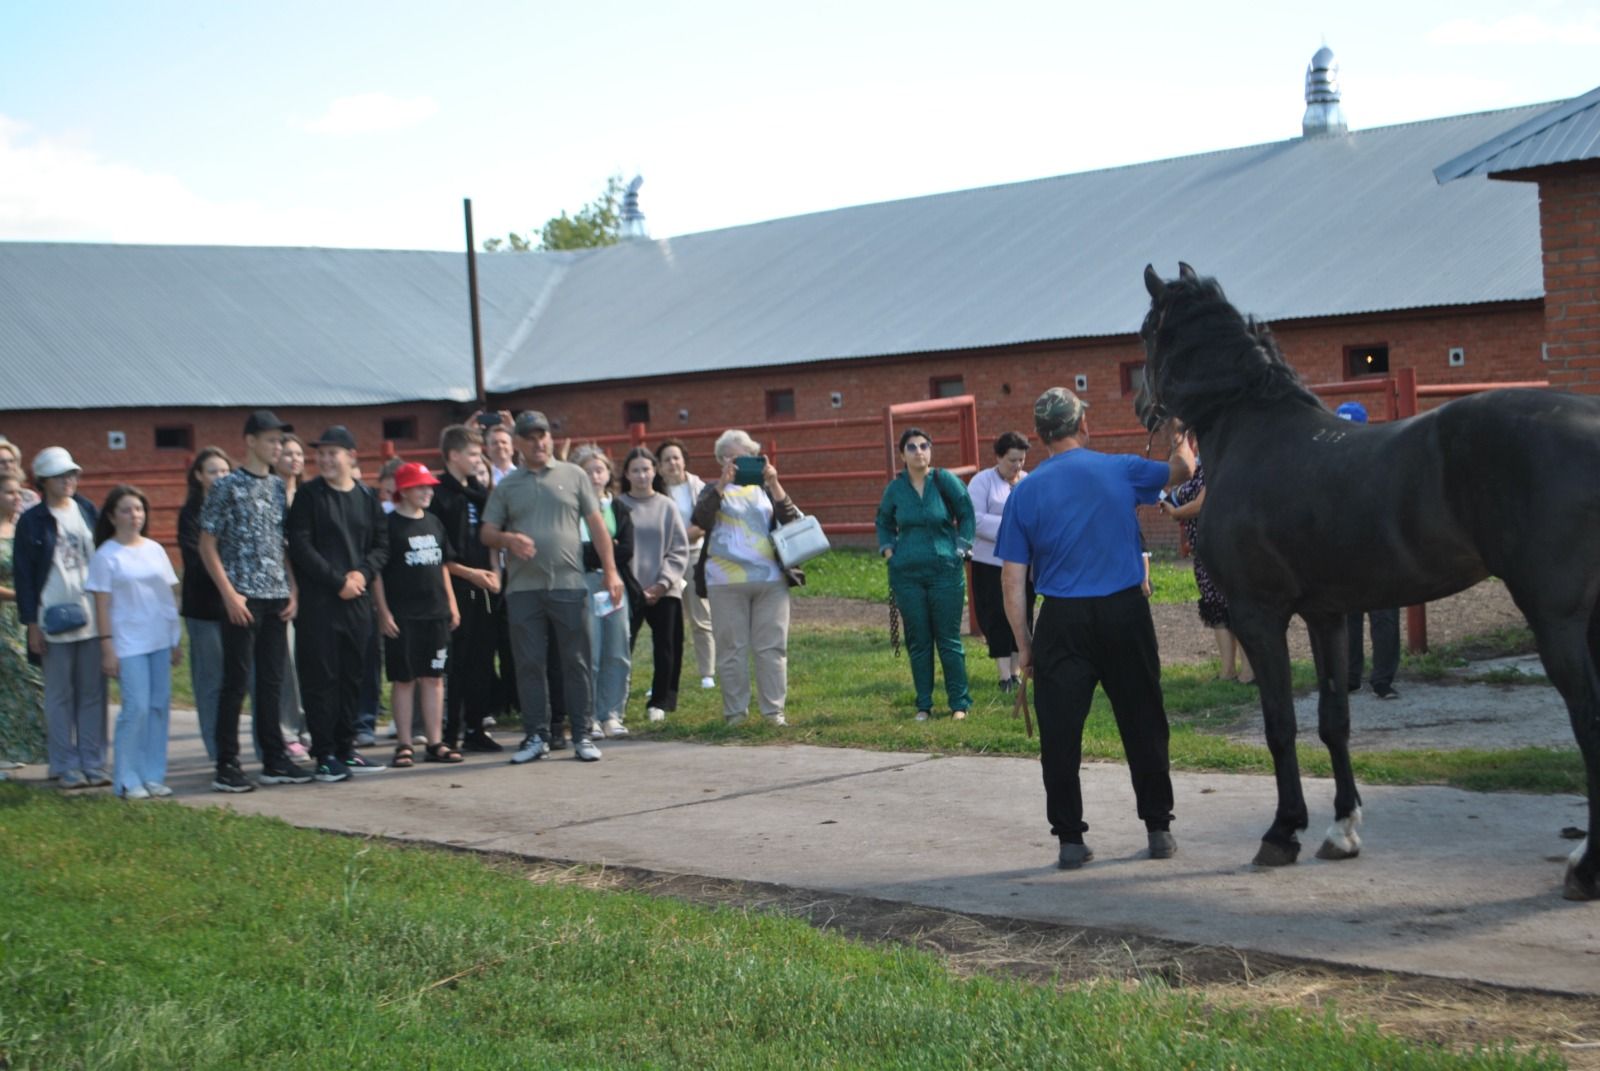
(411, 734, 428, 746)
(647, 706, 666, 722)
(510, 737, 548, 765)
(602, 719, 630, 739)
(483, 716, 497, 728)
(765, 713, 788, 727)
(143, 782, 174, 798)
(574, 736, 602, 762)
(120, 785, 152, 800)
(700, 676, 715, 689)
(914, 711, 930, 722)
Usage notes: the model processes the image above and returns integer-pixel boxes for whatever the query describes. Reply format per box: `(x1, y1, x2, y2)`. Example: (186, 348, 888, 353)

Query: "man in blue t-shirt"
(997, 388, 1194, 869)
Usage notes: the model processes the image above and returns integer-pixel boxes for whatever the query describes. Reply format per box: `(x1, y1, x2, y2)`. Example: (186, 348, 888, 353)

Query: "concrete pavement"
(19, 708, 1597, 995)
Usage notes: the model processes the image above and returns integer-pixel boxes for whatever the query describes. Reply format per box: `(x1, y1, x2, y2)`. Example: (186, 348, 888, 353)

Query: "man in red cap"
(287, 425, 390, 782)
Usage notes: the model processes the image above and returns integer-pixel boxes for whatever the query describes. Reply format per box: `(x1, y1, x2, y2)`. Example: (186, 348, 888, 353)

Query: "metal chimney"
(620, 175, 648, 241)
(1302, 46, 1348, 137)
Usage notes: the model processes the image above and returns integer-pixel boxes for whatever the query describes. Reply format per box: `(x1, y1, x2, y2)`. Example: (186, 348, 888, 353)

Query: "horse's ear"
(1143, 264, 1165, 301)
(1178, 262, 1198, 282)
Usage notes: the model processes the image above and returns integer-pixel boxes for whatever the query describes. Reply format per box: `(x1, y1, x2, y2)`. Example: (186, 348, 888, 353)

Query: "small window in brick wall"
(623, 400, 651, 426)
(1120, 361, 1146, 397)
(1345, 344, 1389, 378)
(766, 389, 796, 420)
(154, 425, 194, 451)
(930, 375, 965, 399)
(382, 416, 418, 442)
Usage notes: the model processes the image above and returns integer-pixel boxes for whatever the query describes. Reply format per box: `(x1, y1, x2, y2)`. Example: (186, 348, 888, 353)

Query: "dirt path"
(794, 576, 1530, 665)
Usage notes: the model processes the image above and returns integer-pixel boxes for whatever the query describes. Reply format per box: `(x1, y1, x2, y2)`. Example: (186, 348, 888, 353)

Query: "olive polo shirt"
(483, 460, 601, 593)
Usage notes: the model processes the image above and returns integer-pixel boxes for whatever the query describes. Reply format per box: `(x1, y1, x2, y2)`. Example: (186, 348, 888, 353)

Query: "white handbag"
(770, 512, 830, 568)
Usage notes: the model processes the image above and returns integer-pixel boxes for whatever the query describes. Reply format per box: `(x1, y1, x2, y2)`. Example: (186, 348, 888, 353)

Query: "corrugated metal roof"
(1435, 85, 1600, 181)
(498, 103, 1547, 391)
(0, 244, 571, 410)
(0, 101, 1551, 411)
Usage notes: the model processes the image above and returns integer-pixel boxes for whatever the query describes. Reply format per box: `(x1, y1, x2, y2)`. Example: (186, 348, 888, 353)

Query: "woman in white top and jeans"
(657, 438, 715, 689)
(86, 485, 181, 800)
(690, 430, 803, 726)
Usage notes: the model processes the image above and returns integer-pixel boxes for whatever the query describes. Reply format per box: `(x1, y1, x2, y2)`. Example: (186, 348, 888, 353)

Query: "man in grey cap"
(996, 387, 1194, 869)
(482, 410, 624, 764)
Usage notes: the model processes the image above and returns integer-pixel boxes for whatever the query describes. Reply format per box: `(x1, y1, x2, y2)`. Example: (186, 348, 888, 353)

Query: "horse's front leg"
(1231, 606, 1305, 865)
(1303, 611, 1364, 861)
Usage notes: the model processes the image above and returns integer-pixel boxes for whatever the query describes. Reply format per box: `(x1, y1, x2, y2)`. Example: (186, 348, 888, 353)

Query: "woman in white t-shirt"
(86, 486, 182, 800)
(657, 439, 715, 689)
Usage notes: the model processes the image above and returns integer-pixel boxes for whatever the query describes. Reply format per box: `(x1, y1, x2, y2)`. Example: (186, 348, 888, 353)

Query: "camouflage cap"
(1033, 387, 1088, 441)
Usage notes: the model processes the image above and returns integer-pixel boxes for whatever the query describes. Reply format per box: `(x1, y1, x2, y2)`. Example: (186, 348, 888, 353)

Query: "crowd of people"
(1, 391, 1303, 876)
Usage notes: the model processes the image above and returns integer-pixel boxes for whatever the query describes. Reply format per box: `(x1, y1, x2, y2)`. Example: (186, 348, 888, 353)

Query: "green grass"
(0, 786, 1558, 1071)
(793, 549, 1199, 606)
(629, 628, 1585, 795)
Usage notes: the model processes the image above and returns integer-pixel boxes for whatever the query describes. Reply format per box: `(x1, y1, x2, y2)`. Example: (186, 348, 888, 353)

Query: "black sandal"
(392, 745, 415, 768)
(424, 742, 463, 764)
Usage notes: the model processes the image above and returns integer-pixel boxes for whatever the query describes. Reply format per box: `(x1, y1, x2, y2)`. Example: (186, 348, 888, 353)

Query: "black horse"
(1136, 263, 1600, 900)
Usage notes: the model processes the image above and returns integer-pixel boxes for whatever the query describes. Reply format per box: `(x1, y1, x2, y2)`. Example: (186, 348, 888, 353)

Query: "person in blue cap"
(1336, 402, 1400, 700)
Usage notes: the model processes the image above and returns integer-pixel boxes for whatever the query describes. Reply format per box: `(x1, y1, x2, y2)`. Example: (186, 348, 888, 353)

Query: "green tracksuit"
(875, 468, 976, 713)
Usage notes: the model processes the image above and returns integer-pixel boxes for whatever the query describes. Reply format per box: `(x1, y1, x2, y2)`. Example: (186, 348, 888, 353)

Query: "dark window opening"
(623, 400, 651, 426)
(154, 425, 193, 451)
(766, 389, 796, 420)
(1120, 361, 1146, 397)
(1345, 344, 1389, 378)
(382, 416, 418, 442)
(930, 375, 965, 399)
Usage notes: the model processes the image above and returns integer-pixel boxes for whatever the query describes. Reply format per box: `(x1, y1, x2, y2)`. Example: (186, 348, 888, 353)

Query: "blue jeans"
(585, 572, 631, 724)
(114, 648, 171, 793)
(186, 618, 223, 761)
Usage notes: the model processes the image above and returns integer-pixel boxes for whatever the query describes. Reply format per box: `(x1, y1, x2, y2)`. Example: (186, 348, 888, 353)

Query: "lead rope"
(1013, 674, 1034, 738)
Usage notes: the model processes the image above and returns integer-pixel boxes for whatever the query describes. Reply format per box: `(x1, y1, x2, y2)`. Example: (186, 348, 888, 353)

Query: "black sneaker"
(341, 753, 387, 774)
(211, 764, 255, 794)
(1373, 683, 1400, 700)
(260, 757, 315, 785)
(315, 755, 351, 783)
(462, 730, 504, 753)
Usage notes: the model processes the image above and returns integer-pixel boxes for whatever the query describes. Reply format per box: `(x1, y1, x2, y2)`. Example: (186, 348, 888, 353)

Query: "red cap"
(393, 462, 440, 495)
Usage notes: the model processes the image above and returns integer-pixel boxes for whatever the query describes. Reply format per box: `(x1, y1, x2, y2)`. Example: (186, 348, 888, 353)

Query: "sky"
(2, 0, 1597, 252)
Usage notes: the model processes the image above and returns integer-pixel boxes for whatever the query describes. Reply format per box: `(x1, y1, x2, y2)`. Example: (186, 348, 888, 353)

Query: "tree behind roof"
(483, 175, 624, 252)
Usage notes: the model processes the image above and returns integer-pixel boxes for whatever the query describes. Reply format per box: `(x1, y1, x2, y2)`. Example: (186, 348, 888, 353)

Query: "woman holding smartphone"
(690, 430, 803, 727)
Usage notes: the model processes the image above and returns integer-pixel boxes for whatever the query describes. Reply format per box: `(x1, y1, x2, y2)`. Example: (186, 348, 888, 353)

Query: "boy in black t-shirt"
(375, 463, 461, 766)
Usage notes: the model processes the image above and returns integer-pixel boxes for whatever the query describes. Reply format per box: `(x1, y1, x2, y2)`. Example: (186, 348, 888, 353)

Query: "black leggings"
(970, 561, 1034, 659)
(630, 595, 684, 712)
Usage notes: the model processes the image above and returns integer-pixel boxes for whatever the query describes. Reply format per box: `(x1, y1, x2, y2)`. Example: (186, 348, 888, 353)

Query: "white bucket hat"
(32, 446, 82, 480)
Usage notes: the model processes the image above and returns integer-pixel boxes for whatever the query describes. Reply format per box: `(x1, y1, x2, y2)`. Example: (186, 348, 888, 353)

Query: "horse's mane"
(1147, 275, 1326, 433)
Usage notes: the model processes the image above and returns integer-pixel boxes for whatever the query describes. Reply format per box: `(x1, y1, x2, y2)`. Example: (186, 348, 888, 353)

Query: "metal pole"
(463, 198, 486, 410)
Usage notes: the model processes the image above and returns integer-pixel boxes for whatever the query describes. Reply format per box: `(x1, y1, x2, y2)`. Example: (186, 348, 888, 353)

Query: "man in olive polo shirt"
(481, 411, 625, 764)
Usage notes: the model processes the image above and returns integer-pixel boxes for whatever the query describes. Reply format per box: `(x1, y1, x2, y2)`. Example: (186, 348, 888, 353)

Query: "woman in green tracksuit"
(875, 427, 976, 721)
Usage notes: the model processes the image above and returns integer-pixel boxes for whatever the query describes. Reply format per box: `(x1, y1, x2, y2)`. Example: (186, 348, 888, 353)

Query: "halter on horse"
(1137, 263, 1600, 900)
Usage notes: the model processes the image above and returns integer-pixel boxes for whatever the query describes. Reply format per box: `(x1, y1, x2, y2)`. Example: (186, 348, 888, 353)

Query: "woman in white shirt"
(966, 432, 1032, 692)
(86, 486, 181, 800)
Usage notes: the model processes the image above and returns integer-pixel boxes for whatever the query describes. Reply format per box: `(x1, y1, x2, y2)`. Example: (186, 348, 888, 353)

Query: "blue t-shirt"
(995, 448, 1169, 598)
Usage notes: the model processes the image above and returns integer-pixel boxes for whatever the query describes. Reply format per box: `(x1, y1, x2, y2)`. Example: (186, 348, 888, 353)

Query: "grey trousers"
(507, 589, 594, 742)
(1347, 607, 1400, 691)
(42, 637, 107, 776)
(707, 580, 790, 720)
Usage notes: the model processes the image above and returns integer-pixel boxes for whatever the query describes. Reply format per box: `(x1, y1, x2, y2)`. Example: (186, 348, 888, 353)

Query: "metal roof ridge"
(1434, 86, 1600, 183)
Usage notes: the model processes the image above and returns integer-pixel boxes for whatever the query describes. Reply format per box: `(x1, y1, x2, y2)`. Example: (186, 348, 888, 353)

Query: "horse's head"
(1133, 262, 1200, 432)
(1134, 263, 1313, 436)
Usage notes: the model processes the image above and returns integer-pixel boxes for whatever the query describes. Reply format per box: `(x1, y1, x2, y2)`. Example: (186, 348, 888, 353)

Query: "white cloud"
(300, 92, 440, 136)
(1427, 13, 1600, 46)
(0, 114, 451, 248)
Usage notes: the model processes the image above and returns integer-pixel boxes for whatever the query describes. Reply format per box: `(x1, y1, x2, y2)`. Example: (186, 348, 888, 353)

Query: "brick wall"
(1, 300, 1548, 554)
(1534, 165, 1600, 392)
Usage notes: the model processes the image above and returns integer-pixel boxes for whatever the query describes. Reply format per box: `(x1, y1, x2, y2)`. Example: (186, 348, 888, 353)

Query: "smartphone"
(476, 412, 502, 429)
(734, 455, 767, 486)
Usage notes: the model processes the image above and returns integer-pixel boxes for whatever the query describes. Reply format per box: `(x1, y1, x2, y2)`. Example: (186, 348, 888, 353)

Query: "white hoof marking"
(1323, 808, 1363, 854)
(1570, 836, 1589, 868)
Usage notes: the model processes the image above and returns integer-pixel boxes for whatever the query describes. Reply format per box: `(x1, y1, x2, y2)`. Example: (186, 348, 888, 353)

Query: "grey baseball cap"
(513, 410, 551, 438)
(1034, 387, 1088, 441)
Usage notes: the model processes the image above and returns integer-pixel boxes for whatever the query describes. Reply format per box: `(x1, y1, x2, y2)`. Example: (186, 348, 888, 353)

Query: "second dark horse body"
(1137, 263, 1600, 900)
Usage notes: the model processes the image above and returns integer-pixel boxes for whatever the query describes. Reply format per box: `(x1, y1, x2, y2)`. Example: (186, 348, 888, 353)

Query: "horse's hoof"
(1315, 839, 1360, 861)
(1252, 839, 1300, 867)
(1563, 864, 1599, 901)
